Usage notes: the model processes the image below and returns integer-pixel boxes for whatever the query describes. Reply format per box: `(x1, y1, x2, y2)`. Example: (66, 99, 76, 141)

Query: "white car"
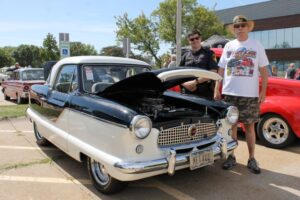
(26, 56, 238, 194)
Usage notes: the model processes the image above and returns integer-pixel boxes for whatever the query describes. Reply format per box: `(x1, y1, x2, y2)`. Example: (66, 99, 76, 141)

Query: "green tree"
(12, 45, 43, 67)
(99, 45, 124, 57)
(42, 33, 60, 61)
(115, 13, 160, 64)
(70, 42, 97, 56)
(0, 48, 15, 67)
(152, 0, 228, 46)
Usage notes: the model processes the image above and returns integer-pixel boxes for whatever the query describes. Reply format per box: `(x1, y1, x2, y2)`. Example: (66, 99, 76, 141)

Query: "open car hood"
(100, 68, 222, 96)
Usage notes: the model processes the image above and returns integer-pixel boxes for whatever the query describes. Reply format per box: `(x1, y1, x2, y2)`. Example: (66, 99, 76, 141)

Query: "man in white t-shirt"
(214, 15, 269, 174)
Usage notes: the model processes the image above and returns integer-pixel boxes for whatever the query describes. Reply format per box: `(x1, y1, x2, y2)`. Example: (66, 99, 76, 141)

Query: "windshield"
(82, 65, 150, 93)
(22, 70, 44, 81)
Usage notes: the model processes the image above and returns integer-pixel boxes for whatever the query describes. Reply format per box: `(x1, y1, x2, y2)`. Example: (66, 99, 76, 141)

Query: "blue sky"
(0, 0, 268, 55)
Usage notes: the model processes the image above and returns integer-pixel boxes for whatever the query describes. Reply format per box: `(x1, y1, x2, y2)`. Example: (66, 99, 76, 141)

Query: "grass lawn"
(0, 105, 29, 119)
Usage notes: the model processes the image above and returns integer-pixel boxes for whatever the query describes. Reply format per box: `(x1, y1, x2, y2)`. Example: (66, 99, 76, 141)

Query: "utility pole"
(176, 0, 182, 66)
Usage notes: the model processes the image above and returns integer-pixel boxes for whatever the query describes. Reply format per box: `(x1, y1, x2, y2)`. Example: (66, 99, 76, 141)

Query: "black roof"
(216, 0, 300, 24)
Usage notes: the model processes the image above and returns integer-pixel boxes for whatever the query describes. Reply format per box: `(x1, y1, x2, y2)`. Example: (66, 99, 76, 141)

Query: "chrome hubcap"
(262, 117, 289, 144)
(91, 159, 109, 185)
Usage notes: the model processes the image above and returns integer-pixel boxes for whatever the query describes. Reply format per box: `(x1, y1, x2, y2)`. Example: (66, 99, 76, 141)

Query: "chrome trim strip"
(68, 108, 128, 129)
(159, 134, 219, 150)
(114, 139, 238, 174)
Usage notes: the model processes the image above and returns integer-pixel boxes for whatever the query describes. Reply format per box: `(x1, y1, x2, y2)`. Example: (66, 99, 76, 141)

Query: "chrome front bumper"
(114, 136, 238, 175)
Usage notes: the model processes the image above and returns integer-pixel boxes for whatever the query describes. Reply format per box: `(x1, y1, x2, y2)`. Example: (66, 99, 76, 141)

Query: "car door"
(45, 65, 78, 151)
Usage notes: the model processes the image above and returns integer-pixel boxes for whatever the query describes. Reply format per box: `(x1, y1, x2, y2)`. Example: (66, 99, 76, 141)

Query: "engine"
(137, 97, 205, 121)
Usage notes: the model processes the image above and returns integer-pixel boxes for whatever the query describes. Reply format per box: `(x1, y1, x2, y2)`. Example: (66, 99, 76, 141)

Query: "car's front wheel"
(87, 157, 127, 194)
(257, 114, 296, 148)
(33, 122, 50, 146)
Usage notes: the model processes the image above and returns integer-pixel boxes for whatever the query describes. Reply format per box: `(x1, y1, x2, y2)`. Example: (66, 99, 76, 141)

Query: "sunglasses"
(189, 37, 200, 42)
(233, 23, 247, 29)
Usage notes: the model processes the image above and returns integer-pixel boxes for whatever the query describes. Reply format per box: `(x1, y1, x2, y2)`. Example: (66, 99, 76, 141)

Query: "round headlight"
(130, 115, 152, 139)
(226, 106, 239, 125)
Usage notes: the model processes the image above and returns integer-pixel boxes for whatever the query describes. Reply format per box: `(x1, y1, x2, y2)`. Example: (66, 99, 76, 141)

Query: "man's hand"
(214, 68, 224, 100)
(214, 89, 222, 100)
(259, 66, 268, 104)
(259, 92, 266, 104)
(182, 80, 197, 92)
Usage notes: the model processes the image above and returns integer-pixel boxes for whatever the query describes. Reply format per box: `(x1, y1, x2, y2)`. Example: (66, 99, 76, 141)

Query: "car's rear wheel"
(257, 114, 296, 148)
(87, 157, 127, 194)
(33, 122, 50, 146)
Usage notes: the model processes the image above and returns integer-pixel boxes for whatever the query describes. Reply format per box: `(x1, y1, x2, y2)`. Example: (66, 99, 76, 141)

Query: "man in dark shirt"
(180, 30, 218, 98)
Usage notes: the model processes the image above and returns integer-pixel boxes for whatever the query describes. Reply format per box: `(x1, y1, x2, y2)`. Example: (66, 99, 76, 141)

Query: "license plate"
(190, 149, 214, 170)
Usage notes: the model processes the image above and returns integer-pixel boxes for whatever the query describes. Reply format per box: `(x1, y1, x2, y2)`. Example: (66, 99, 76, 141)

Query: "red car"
(2, 68, 45, 104)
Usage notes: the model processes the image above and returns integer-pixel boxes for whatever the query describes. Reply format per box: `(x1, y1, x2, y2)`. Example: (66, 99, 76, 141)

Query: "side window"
(54, 65, 78, 93)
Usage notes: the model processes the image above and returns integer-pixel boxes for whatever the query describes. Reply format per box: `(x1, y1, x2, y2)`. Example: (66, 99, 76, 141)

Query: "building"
(216, 0, 300, 76)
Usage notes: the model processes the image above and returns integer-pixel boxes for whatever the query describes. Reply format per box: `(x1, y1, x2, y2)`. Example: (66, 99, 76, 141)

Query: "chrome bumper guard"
(114, 137, 238, 175)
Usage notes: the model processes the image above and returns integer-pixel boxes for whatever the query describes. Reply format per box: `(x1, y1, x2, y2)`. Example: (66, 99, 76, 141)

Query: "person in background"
(271, 65, 278, 76)
(162, 55, 171, 68)
(285, 63, 296, 79)
(214, 15, 269, 174)
(180, 29, 218, 98)
(7, 62, 21, 72)
(294, 67, 300, 80)
(168, 54, 177, 68)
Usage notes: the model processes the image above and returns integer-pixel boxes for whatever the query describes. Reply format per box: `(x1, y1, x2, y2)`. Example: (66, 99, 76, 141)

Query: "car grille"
(157, 122, 217, 147)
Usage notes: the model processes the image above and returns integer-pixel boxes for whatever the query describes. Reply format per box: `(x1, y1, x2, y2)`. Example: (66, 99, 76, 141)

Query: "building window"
(250, 27, 300, 49)
(293, 27, 300, 48)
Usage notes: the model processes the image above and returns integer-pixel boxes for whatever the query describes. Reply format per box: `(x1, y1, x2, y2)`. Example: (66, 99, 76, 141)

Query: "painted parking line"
(270, 184, 300, 197)
(0, 175, 91, 185)
(0, 145, 58, 151)
(0, 175, 196, 199)
(0, 130, 33, 133)
(149, 179, 196, 200)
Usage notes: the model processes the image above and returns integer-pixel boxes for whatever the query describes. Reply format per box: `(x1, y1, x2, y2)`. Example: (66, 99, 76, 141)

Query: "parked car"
(1, 68, 45, 104)
(26, 56, 238, 194)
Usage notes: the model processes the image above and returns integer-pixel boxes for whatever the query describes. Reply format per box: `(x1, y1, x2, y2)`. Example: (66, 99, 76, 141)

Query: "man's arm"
(214, 68, 224, 100)
(259, 66, 268, 103)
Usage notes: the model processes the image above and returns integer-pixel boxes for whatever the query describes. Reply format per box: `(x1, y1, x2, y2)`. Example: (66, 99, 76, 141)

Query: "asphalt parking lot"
(0, 89, 300, 200)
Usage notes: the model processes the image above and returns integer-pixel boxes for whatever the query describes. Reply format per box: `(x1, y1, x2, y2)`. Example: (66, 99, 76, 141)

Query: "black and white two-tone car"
(26, 56, 238, 194)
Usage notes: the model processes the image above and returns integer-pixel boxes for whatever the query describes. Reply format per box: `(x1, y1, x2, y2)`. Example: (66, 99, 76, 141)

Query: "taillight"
(23, 85, 30, 91)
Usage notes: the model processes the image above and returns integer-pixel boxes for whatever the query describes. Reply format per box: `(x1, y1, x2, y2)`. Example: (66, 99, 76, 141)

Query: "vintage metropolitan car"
(26, 56, 238, 194)
(2, 68, 45, 104)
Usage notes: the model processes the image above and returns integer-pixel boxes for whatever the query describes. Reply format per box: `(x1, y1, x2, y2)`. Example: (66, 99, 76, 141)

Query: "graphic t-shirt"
(218, 38, 269, 97)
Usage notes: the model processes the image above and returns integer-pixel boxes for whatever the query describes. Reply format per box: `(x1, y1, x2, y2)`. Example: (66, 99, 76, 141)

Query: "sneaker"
(247, 158, 261, 174)
(222, 155, 236, 170)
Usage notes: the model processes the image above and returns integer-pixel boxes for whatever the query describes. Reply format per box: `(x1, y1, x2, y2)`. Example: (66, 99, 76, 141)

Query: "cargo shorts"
(224, 95, 260, 124)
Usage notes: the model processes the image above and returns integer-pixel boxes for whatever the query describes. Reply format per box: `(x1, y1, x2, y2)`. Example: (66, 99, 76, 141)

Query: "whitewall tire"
(33, 122, 50, 146)
(87, 157, 127, 194)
